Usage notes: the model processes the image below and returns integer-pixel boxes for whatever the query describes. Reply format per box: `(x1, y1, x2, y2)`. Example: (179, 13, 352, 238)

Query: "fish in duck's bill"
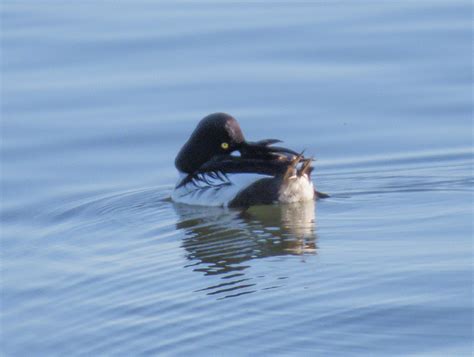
(171, 112, 329, 208)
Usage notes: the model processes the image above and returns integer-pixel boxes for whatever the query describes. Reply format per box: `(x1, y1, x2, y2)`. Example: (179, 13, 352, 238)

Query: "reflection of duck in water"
(175, 200, 318, 277)
(172, 113, 328, 208)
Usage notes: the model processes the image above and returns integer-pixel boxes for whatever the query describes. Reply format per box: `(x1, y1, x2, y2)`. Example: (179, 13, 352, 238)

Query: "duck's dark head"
(175, 112, 299, 174)
(175, 113, 245, 173)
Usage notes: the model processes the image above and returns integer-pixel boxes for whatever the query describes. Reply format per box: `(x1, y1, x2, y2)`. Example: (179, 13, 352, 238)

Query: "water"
(1, 1, 472, 355)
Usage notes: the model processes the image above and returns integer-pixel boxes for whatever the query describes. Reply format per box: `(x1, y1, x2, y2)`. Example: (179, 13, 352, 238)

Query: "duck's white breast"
(171, 173, 270, 207)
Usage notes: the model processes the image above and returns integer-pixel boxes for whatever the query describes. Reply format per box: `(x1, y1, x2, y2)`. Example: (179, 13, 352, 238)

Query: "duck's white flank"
(171, 173, 269, 207)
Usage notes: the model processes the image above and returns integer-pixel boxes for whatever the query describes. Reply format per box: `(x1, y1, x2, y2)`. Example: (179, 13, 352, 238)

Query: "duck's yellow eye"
(221, 142, 229, 150)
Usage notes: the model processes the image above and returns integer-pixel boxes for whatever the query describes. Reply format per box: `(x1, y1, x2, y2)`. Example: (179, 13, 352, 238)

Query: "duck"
(171, 112, 328, 208)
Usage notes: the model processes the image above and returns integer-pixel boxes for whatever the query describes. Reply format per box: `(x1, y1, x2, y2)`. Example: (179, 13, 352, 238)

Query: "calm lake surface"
(1, 1, 472, 356)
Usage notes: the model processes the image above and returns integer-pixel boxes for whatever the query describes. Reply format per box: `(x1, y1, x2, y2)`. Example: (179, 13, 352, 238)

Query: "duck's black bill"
(238, 139, 299, 160)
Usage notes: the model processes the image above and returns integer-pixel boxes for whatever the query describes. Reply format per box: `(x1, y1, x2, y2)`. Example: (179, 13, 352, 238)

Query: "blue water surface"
(1, 1, 472, 356)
